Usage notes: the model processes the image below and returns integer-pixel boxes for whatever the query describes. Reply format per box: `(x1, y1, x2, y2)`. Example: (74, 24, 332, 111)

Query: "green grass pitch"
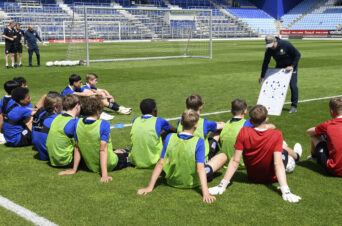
(0, 40, 342, 225)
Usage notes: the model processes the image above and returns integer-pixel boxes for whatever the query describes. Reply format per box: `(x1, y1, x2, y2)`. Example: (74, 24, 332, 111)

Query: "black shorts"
(15, 44, 22, 53)
(205, 164, 214, 182)
(315, 141, 329, 169)
(208, 138, 219, 160)
(282, 149, 289, 167)
(113, 152, 129, 171)
(16, 128, 32, 147)
(5, 43, 16, 54)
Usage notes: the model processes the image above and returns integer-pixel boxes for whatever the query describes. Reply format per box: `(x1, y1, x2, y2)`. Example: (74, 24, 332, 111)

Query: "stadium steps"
(16, 0, 42, 9)
(209, 0, 255, 36)
(287, 0, 326, 29)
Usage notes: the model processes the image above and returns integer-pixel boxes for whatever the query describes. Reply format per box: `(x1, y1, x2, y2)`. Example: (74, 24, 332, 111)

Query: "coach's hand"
(100, 176, 112, 183)
(25, 45, 29, 50)
(258, 77, 264, 84)
(285, 66, 293, 72)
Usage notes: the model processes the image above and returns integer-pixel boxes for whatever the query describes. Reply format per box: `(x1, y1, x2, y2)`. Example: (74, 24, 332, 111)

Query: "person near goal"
(24, 25, 46, 67)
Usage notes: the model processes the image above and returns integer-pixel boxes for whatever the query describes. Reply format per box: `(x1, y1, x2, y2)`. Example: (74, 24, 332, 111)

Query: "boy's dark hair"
(181, 109, 199, 130)
(4, 80, 20, 95)
(249, 105, 267, 126)
(140, 99, 156, 115)
(231, 99, 247, 116)
(186, 94, 204, 111)
(329, 97, 342, 115)
(13, 77, 27, 87)
(62, 94, 79, 110)
(86, 73, 98, 83)
(44, 92, 63, 114)
(69, 74, 82, 85)
(12, 87, 29, 103)
(81, 97, 103, 117)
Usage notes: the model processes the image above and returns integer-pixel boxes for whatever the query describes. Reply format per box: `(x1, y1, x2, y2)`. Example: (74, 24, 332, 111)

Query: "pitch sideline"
(0, 195, 58, 226)
(111, 94, 342, 129)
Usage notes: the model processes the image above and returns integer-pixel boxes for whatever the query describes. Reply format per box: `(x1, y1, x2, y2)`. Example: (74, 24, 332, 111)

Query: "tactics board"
(257, 68, 292, 116)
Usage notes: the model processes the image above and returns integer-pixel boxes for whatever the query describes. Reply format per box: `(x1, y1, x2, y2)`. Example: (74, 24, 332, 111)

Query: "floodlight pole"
(84, 6, 90, 66)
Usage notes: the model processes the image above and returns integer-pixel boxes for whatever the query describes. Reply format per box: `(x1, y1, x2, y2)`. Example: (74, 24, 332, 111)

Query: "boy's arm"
(168, 125, 177, 133)
(274, 152, 301, 203)
(137, 158, 164, 195)
(215, 122, 225, 130)
(100, 140, 112, 183)
(209, 150, 242, 195)
(59, 143, 81, 175)
(197, 163, 216, 203)
(0, 114, 3, 133)
(306, 127, 317, 137)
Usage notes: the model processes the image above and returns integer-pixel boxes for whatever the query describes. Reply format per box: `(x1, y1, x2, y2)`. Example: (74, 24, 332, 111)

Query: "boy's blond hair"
(231, 99, 247, 116)
(181, 109, 199, 130)
(249, 105, 267, 126)
(85, 73, 98, 83)
(329, 97, 342, 116)
(186, 94, 204, 111)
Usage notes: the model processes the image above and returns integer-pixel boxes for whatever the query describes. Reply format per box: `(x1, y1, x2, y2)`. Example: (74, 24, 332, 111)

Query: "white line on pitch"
(0, 195, 58, 226)
(111, 94, 342, 129)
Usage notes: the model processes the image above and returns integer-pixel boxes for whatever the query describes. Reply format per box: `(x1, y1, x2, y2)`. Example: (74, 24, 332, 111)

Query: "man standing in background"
(2, 21, 17, 69)
(24, 25, 45, 67)
(14, 23, 24, 67)
(259, 35, 301, 114)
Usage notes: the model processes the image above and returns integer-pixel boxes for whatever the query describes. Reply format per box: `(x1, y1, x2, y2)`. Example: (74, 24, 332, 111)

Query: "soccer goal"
(67, 6, 213, 65)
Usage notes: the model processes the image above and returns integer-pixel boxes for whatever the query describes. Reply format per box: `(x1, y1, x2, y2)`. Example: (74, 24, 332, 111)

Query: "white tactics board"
(257, 68, 292, 116)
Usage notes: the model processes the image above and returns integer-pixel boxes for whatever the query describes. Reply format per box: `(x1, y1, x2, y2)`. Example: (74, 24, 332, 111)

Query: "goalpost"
(67, 6, 213, 65)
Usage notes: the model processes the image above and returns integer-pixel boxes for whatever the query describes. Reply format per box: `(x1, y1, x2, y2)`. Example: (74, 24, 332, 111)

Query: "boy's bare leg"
(310, 135, 322, 156)
(283, 145, 298, 160)
(5, 54, 9, 66)
(25, 117, 33, 131)
(206, 153, 227, 172)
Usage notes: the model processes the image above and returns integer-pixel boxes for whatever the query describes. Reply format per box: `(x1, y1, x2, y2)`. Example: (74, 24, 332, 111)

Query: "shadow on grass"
(297, 160, 331, 176)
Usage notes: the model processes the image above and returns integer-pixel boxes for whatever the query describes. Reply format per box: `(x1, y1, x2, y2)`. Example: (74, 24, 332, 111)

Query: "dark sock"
(296, 153, 301, 162)
(108, 102, 120, 111)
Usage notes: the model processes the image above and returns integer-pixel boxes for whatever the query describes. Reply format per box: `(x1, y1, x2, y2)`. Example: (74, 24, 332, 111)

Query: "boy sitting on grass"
(81, 73, 132, 115)
(46, 94, 80, 167)
(32, 92, 63, 161)
(209, 105, 302, 203)
(177, 94, 225, 160)
(0, 80, 20, 144)
(129, 98, 176, 168)
(306, 97, 342, 176)
(2, 87, 37, 147)
(138, 109, 227, 203)
(59, 97, 130, 182)
(13, 76, 45, 109)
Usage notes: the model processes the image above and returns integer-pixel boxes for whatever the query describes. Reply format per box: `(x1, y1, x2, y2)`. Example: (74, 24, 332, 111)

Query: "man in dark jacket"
(24, 25, 46, 67)
(259, 35, 301, 113)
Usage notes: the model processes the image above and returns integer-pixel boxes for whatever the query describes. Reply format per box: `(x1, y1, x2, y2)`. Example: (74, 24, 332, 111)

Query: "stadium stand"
(290, 0, 342, 30)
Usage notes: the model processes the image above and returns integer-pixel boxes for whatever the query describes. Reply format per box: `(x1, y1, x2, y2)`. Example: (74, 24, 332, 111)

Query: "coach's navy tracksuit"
(261, 38, 301, 107)
(24, 29, 42, 66)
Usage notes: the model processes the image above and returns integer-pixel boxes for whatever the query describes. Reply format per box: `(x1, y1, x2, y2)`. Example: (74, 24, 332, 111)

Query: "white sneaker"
(0, 133, 6, 144)
(293, 143, 302, 162)
(117, 106, 132, 115)
(100, 112, 115, 121)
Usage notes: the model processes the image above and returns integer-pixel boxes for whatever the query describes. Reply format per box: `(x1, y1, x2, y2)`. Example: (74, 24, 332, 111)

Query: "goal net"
(67, 6, 212, 65)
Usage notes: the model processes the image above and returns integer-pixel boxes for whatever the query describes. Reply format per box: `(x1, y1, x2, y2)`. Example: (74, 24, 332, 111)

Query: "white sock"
(6, 63, 8, 66)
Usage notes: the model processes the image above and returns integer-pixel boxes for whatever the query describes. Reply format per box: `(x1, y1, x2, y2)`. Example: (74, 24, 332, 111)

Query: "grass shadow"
(297, 160, 331, 176)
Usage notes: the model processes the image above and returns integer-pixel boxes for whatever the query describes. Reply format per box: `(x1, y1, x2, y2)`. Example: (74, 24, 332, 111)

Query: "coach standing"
(24, 25, 45, 67)
(14, 23, 24, 67)
(259, 35, 301, 113)
(2, 21, 17, 69)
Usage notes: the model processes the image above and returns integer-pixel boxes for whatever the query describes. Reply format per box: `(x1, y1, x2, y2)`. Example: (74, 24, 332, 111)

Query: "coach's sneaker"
(100, 112, 115, 121)
(0, 133, 6, 144)
(19, 64, 23, 67)
(289, 106, 297, 114)
(293, 143, 302, 163)
(117, 106, 132, 115)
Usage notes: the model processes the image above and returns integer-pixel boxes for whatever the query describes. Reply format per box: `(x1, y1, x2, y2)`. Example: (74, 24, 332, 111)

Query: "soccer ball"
(54, 61, 61, 66)
(286, 156, 296, 173)
(45, 61, 53, 67)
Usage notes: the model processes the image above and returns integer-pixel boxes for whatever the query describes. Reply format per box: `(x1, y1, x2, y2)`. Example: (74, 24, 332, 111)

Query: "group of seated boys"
(1, 75, 341, 204)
